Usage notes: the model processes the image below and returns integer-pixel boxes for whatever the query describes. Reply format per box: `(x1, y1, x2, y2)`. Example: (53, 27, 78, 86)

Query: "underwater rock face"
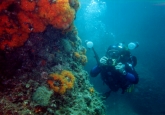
(0, 0, 105, 115)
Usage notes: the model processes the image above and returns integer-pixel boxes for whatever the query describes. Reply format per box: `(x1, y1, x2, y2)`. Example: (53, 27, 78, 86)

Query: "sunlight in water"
(84, 0, 107, 41)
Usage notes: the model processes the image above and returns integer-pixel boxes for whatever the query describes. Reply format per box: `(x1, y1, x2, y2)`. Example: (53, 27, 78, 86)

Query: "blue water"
(75, 0, 165, 115)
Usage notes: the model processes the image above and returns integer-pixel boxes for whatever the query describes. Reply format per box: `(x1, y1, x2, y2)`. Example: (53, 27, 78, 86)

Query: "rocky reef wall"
(0, 0, 105, 114)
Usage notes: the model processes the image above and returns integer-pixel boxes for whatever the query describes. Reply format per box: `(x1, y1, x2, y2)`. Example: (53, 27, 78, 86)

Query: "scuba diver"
(89, 42, 139, 98)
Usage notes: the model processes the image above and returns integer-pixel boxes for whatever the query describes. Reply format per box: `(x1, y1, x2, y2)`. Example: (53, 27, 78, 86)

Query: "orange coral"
(26, 12, 46, 32)
(0, 0, 77, 50)
(20, 0, 36, 12)
(73, 52, 88, 65)
(47, 70, 75, 94)
(18, 11, 46, 33)
(74, 52, 81, 59)
(0, 0, 14, 12)
(37, 0, 75, 30)
(0, 30, 29, 49)
(89, 87, 95, 94)
(37, 0, 51, 19)
(47, 74, 67, 95)
(80, 55, 88, 65)
(61, 70, 75, 89)
(8, 31, 29, 48)
(0, 15, 18, 35)
(18, 11, 33, 33)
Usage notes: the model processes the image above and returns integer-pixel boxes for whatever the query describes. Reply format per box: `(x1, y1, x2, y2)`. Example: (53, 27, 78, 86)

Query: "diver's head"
(106, 43, 130, 61)
(106, 45, 120, 59)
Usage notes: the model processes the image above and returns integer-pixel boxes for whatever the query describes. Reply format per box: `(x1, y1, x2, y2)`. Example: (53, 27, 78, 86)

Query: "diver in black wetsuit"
(90, 42, 139, 98)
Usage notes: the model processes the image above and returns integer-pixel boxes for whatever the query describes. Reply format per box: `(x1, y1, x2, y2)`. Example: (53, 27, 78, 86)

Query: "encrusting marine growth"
(47, 70, 75, 95)
(0, 0, 77, 50)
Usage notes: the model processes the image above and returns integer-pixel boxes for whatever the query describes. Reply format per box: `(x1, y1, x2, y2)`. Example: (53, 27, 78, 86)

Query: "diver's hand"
(100, 56, 109, 66)
(115, 63, 126, 75)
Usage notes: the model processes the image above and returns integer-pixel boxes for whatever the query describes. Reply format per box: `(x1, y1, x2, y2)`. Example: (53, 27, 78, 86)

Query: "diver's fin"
(126, 84, 135, 93)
